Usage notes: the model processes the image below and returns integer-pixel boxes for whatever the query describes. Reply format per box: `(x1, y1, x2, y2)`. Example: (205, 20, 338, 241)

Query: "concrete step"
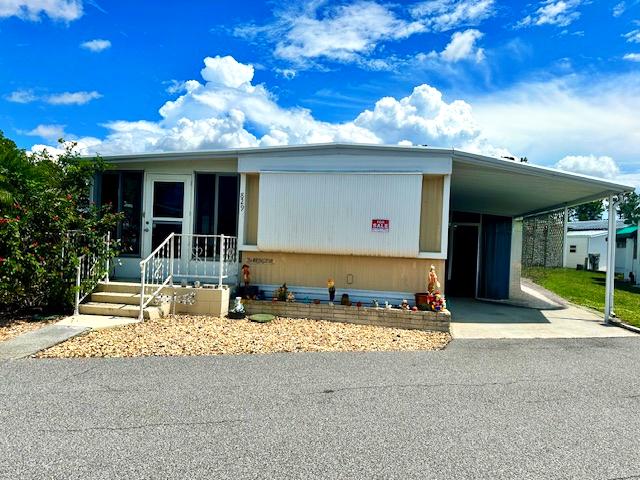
(91, 291, 150, 305)
(78, 302, 170, 320)
(96, 281, 142, 294)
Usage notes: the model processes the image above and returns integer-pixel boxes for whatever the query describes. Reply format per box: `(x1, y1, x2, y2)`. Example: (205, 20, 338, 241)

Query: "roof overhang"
(94, 142, 634, 218)
(450, 150, 634, 218)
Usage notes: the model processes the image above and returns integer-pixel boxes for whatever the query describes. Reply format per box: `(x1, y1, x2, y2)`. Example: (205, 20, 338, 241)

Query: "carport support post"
(562, 206, 569, 268)
(604, 195, 618, 323)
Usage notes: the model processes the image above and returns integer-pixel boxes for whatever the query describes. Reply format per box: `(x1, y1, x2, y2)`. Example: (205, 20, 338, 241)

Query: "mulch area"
(37, 315, 451, 358)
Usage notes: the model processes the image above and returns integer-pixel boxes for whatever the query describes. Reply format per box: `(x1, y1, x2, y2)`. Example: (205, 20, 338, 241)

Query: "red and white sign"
(371, 219, 390, 232)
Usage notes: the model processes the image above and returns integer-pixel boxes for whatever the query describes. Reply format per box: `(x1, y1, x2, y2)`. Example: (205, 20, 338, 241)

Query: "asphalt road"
(1, 337, 639, 480)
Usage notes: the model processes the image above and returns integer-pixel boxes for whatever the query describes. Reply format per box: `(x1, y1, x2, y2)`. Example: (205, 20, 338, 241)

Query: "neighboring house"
(563, 220, 639, 281)
(93, 143, 633, 305)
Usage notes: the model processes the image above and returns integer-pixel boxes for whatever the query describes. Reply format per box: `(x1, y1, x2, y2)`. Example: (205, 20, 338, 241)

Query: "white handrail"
(73, 232, 111, 315)
(138, 232, 237, 320)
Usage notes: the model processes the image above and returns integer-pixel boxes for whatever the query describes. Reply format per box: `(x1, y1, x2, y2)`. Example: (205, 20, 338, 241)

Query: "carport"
(446, 150, 634, 323)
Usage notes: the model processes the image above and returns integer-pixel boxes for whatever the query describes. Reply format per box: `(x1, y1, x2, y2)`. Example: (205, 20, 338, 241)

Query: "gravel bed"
(37, 315, 451, 358)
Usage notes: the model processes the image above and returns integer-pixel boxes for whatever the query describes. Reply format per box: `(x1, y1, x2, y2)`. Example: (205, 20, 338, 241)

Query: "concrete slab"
(56, 314, 141, 330)
(0, 325, 89, 360)
(450, 298, 636, 339)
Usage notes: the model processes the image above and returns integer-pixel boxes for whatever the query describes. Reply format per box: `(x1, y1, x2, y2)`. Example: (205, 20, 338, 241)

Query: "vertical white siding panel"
(258, 173, 422, 257)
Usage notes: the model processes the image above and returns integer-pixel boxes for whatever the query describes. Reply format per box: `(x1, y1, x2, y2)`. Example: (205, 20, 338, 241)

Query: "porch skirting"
(241, 300, 450, 333)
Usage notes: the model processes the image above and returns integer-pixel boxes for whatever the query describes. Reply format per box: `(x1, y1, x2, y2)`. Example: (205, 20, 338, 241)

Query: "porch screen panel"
(257, 172, 422, 257)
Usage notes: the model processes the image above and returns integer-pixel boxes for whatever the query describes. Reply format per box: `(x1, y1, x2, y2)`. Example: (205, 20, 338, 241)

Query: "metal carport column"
(604, 195, 620, 323)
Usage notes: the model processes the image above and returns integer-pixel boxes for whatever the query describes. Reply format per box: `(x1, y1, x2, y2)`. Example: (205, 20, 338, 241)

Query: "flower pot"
(228, 311, 246, 319)
(415, 293, 429, 306)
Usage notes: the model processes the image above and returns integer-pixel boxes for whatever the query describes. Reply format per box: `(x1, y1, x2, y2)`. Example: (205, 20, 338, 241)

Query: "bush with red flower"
(0, 132, 120, 314)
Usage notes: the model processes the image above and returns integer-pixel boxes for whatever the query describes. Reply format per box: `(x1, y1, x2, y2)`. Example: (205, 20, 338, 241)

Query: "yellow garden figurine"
(427, 265, 440, 293)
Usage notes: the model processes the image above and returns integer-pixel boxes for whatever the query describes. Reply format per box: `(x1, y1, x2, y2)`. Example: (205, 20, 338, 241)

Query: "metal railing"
(74, 232, 111, 315)
(138, 233, 237, 320)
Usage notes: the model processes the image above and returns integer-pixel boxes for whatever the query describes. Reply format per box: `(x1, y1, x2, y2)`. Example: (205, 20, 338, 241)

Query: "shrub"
(0, 133, 120, 314)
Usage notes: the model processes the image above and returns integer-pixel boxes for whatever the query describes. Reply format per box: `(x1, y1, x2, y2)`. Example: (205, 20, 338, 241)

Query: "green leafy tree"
(618, 192, 640, 225)
(0, 132, 120, 313)
(570, 201, 604, 221)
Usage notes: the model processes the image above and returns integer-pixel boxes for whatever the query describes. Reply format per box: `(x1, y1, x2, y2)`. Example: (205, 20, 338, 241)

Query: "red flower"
(0, 257, 5, 263)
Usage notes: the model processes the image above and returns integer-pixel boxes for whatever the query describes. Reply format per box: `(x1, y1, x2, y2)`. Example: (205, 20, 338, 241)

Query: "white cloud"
(32, 54, 639, 189)
(33, 55, 506, 157)
(470, 73, 640, 171)
(235, 1, 495, 69)
(0, 0, 83, 21)
(556, 155, 620, 179)
(440, 29, 485, 62)
(45, 90, 102, 105)
(269, 2, 423, 64)
(24, 124, 66, 141)
(624, 53, 640, 62)
(624, 29, 640, 43)
(410, 0, 495, 31)
(517, 0, 584, 28)
(613, 2, 626, 17)
(5, 89, 37, 103)
(80, 39, 111, 52)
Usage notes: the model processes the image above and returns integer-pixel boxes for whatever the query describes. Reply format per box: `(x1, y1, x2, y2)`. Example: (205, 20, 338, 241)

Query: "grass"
(523, 267, 640, 328)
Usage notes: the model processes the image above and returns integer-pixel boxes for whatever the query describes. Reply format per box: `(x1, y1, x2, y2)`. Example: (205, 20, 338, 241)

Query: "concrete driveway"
(449, 297, 636, 339)
(1, 338, 639, 479)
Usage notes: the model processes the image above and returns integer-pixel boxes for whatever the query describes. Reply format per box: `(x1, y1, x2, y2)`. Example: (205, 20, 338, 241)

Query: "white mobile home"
(87, 143, 633, 314)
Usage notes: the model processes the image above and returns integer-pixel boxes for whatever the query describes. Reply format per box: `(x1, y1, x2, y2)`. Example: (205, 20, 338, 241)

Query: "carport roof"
(450, 151, 634, 218)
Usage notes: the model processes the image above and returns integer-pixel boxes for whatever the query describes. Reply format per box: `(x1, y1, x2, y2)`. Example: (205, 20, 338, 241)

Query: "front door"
(446, 224, 480, 297)
(142, 174, 193, 258)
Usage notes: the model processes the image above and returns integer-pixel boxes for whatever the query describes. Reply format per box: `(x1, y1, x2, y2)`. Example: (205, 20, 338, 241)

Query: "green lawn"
(523, 267, 640, 328)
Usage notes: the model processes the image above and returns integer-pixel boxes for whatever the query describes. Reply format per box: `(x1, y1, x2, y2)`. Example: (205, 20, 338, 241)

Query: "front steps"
(78, 281, 170, 320)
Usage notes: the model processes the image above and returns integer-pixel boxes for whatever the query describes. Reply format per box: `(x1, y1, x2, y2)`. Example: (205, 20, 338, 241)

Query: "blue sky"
(1, 0, 639, 185)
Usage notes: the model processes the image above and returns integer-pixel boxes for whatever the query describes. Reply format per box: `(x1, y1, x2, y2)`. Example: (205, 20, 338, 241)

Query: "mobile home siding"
(257, 172, 422, 257)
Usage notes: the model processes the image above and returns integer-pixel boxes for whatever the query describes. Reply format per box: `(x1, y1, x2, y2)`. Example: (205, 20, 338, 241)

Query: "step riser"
(96, 283, 143, 294)
(79, 304, 141, 318)
(91, 292, 147, 305)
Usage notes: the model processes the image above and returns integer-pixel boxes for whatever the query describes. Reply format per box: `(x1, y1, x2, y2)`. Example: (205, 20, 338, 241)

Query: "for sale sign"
(371, 219, 390, 232)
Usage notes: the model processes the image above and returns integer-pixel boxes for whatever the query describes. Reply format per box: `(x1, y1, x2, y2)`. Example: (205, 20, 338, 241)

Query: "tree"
(570, 201, 605, 221)
(618, 192, 640, 225)
(0, 132, 120, 313)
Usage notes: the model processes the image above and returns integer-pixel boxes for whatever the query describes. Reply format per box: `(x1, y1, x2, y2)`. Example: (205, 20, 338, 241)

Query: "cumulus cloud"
(45, 90, 102, 105)
(624, 53, 640, 62)
(440, 29, 485, 62)
(0, 0, 83, 21)
(5, 89, 37, 103)
(556, 155, 620, 179)
(517, 0, 584, 28)
(80, 39, 111, 52)
(33, 55, 505, 157)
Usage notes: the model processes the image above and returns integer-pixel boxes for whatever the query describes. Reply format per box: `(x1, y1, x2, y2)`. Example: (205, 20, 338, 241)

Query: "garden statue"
(427, 265, 440, 293)
(228, 296, 246, 319)
(286, 290, 296, 303)
(241, 264, 251, 286)
(327, 278, 336, 303)
(400, 299, 410, 310)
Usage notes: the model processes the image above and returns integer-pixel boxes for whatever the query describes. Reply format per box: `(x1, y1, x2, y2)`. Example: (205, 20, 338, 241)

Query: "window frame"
(97, 170, 144, 258)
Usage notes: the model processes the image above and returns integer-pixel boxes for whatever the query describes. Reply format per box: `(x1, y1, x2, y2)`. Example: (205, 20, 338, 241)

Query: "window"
(99, 171, 143, 256)
(569, 245, 577, 253)
(194, 173, 239, 236)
